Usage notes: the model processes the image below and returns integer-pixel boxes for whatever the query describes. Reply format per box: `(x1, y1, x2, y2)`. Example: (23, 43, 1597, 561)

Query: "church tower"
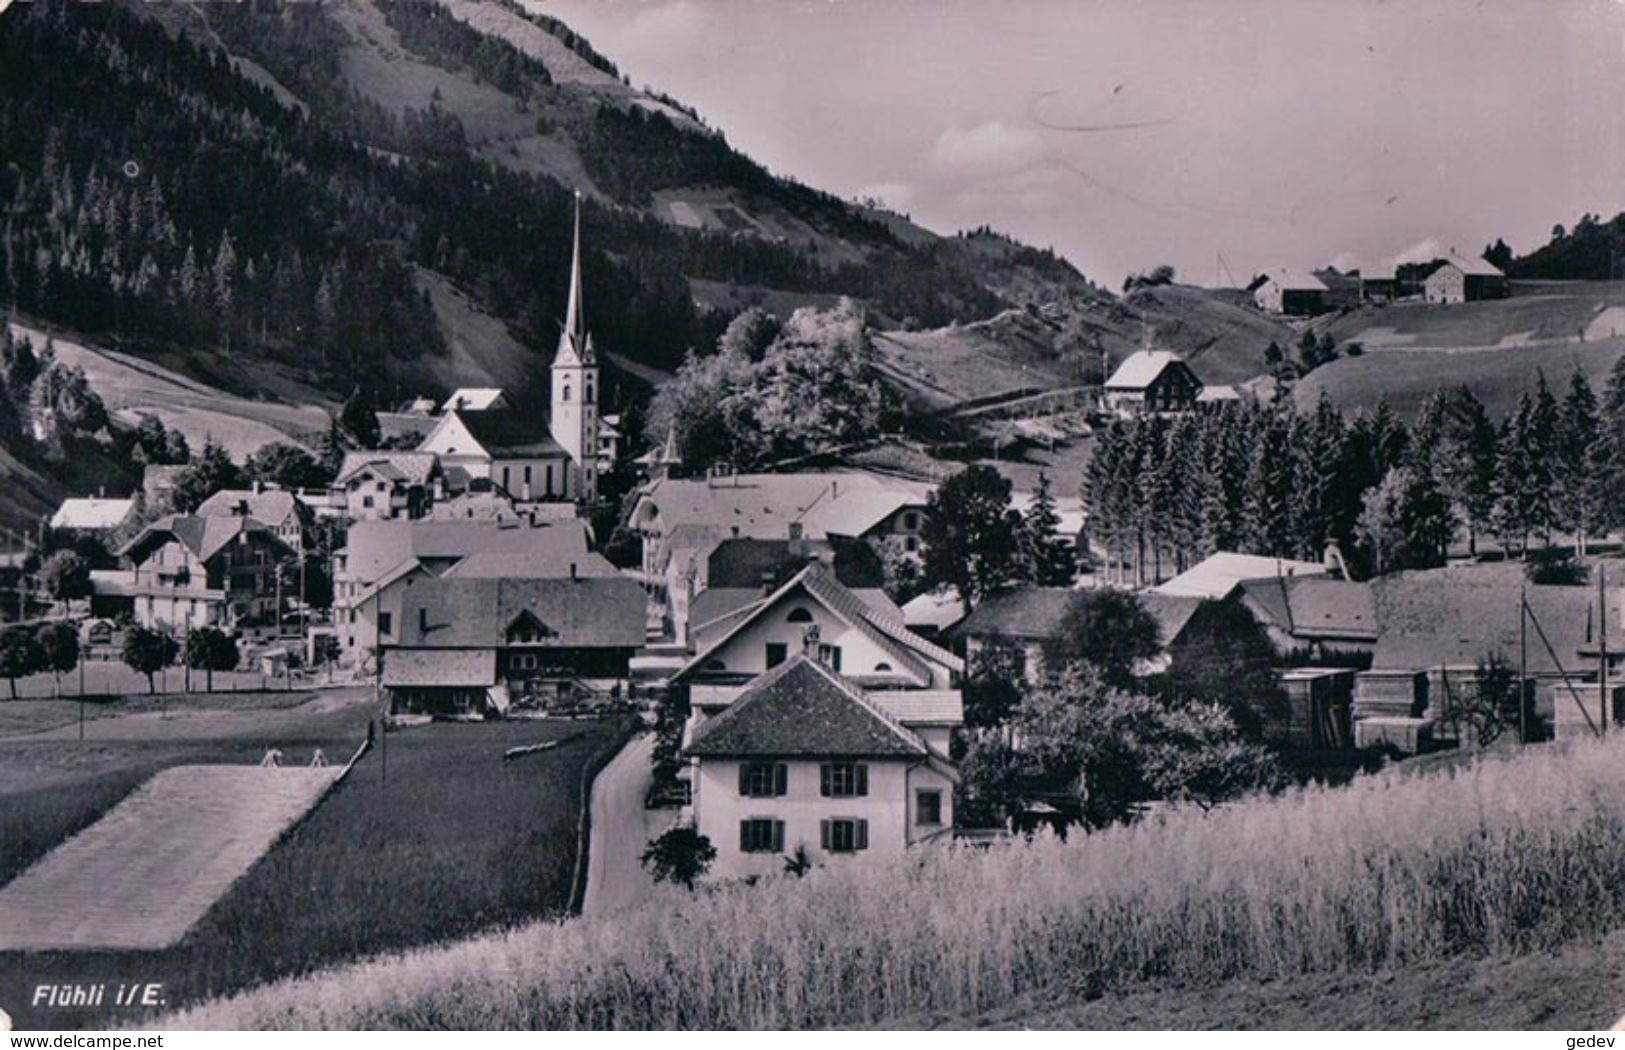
(550, 192, 599, 501)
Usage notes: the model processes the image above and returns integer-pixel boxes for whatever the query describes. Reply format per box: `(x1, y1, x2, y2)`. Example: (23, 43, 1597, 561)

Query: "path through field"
(0, 765, 340, 951)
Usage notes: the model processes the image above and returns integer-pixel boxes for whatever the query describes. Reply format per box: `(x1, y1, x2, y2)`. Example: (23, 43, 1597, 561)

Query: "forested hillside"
(0, 0, 1088, 411)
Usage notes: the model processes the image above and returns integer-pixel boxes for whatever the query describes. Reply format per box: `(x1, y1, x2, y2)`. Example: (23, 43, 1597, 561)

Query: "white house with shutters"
(671, 561, 962, 879)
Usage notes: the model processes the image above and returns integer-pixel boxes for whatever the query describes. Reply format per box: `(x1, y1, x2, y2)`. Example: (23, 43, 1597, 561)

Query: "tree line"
(1084, 365, 1623, 583)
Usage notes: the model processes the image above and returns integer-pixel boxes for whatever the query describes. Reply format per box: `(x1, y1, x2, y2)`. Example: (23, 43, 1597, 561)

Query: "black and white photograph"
(1, 0, 1624, 1034)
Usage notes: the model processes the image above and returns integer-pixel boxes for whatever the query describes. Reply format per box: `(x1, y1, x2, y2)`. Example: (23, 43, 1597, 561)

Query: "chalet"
(419, 198, 603, 502)
(1102, 351, 1202, 416)
(332, 451, 442, 522)
(332, 518, 595, 660)
(958, 585, 1202, 682)
(50, 497, 135, 534)
(114, 514, 294, 629)
(195, 488, 312, 551)
(684, 655, 958, 879)
(1423, 253, 1508, 304)
(1195, 385, 1242, 410)
(672, 560, 961, 710)
(384, 572, 645, 717)
(1250, 268, 1329, 316)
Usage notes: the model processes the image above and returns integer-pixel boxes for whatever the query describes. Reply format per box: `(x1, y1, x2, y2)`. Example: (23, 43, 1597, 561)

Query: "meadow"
(0, 696, 627, 1029)
(163, 735, 1625, 1030)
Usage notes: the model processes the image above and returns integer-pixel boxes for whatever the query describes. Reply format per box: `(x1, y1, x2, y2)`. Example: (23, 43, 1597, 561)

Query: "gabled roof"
(120, 514, 291, 565)
(398, 576, 646, 649)
(382, 648, 496, 688)
(50, 497, 134, 531)
(194, 489, 307, 528)
(440, 388, 507, 413)
(341, 519, 592, 585)
(1104, 350, 1192, 391)
(1196, 385, 1240, 403)
(335, 451, 440, 487)
(902, 589, 967, 632)
(1361, 265, 1397, 282)
(455, 409, 567, 459)
(1432, 252, 1505, 279)
(1154, 552, 1329, 599)
(685, 655, 928, 759)
(444, 550, 620, 580)
(675, 561, 963, 683)
(1251, 267, 1330, 293)
(634, 471, 933, 546)
(960, 586, 1075, 641)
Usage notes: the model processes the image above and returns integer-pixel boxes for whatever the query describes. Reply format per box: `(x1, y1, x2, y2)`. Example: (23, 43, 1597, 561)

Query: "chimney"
(570, 561, 578, 581)
(252, 479, 264, 495)
(235, 499, 250, 517)
(831, 480, 839, 500)
(760, 569, 775, 595)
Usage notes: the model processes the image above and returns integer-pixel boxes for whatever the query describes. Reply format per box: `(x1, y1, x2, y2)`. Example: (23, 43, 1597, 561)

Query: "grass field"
(159, 735, 1625, 1031)
(0, 689, 624, 1029)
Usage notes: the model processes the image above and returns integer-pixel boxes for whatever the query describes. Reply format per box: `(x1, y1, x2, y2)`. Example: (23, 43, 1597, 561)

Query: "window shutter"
(738, 765, 750, 796)
(773, 820, 785, 853)
(856, 819, 869, 851)
(819, 764, 832, 797)
(820, 819, 831, 851)
(856, 764, 868, 797)
(739, 820, 750, 852)
(774, 763, 788, 797)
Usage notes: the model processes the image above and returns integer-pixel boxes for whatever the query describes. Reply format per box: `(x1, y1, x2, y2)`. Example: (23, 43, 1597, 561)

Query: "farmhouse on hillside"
(1423, 253, 1509, 304)
(1102, 350, 1203, 416)
(1249, 268, 1329, 316)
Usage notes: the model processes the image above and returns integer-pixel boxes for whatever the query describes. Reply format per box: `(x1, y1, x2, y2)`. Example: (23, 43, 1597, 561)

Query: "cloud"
(928, 121, 1046, 178)
(1387, 237, 1444, 267)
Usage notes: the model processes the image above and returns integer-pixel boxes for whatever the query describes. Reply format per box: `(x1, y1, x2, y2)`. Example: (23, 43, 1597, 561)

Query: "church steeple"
(556, 192, 594, 367)
(550, 190, 599, 501)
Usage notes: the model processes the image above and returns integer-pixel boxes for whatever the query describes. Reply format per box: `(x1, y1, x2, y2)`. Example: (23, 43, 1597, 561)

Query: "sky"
(542, 0, 1625, 290)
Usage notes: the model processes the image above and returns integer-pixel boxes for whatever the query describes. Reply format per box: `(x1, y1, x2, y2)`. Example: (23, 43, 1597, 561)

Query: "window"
(739, 818, 784, 854)
(511, 653, 539, 671)
(820, 762, 868, 798)
(765, 642, 788, 669)
(874, 662, 893, 673)
(502, 467, 511, 490)
(904, 536, 919, 553)
(586, 381, 594, 403)
(786, 607, 814, 624)
(818, 644, 842, 672)
(738, 762, 788, 798)
(563, 385, 572, 402)
(903, 512, 919, 531)
(916, 789, 942, 827)
(821, 818, 868, 853)
(378, 612, 392, 637)
(705, 659, 727, 671)
(363, 496, 375, 509)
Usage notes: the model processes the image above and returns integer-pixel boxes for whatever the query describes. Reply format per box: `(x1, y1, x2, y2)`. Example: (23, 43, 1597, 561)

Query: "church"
(417, 196, 604, 503)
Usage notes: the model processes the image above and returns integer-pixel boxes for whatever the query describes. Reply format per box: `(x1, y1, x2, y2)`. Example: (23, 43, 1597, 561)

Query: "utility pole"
(1519, 586, 1528, 745)
(1600, 564, 1609, 736)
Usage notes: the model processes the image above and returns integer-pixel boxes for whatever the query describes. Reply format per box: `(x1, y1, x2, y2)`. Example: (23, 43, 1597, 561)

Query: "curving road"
(581, 733, 676, 918)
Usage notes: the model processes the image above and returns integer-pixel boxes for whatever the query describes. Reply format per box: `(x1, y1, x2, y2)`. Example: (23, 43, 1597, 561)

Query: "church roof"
(457, 410, 567, 458)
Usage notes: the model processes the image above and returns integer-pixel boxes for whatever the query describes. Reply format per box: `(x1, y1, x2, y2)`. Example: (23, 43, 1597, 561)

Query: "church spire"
(557, 191, 591, 366)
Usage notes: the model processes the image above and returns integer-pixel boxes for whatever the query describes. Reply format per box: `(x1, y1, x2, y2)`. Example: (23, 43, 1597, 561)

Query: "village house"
(1423, 253, 1509, 304)
(1154, 551, 1332, 600)
(382, 571, 646, 717)
(332, 518, 595, 662)
(957, 585, 1203, 682)
(1102, 350, 1203, 417)
(331, 451, 442, 522)
(684, 654, 959, 879)
(195, 486, 312, 552)
(630, 470, 933, 641)
(108, 514, 294, 629)
(440, 388, 509, 413)
(417, 198, 603, 502)
(668, 561, 962, 878)
(1249, 268, 1329, 316)
(50, 496, 136, 535)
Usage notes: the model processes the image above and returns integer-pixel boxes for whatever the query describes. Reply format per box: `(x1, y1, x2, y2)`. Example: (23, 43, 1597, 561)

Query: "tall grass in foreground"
(167, 738, 1625, 1030)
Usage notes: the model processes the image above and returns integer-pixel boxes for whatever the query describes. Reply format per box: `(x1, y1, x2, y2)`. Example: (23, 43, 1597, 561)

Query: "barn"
(1423, 254, 1508, 304)
(1250, 268, 1329, 316)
